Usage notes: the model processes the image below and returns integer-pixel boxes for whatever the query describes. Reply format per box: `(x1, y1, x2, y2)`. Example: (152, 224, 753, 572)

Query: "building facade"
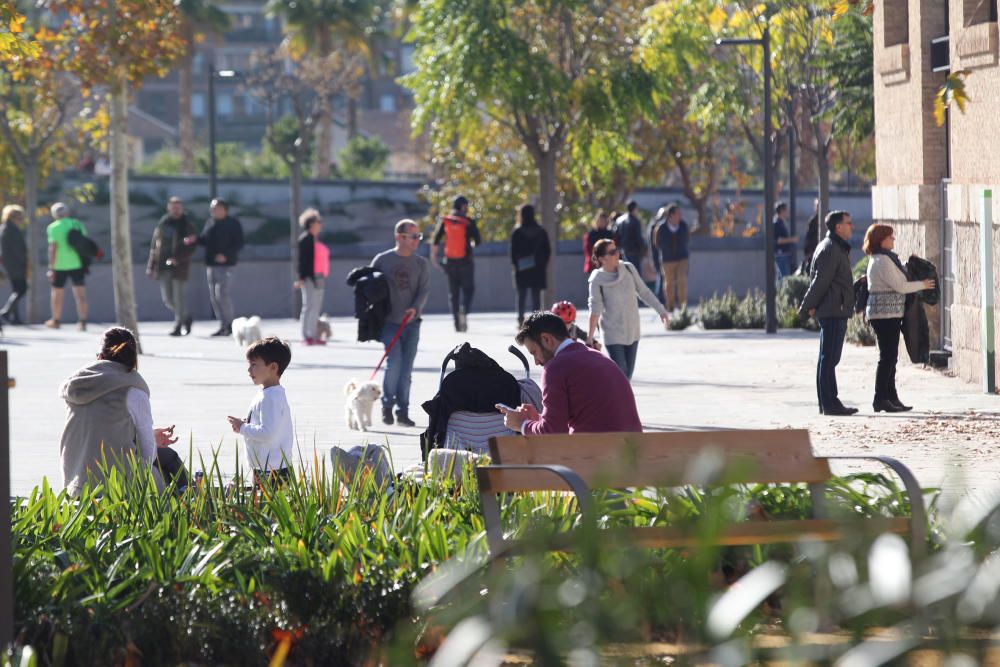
(133, 0, 427, 177)
(873, 0, 1000, 384)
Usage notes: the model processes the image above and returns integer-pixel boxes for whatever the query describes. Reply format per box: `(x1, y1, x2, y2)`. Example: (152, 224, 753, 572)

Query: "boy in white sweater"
(227, 337, 294, 484)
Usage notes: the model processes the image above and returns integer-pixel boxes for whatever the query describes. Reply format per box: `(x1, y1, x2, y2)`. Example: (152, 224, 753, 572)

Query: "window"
(965, 0, 998, 24)
(401, 45, 415, 74)
(379, 94, 396, 112)
(883, 0, 909, 47)
(245, 95, 262, 117)
(217, 93, 233, 118)
(191, 93, 205, 118)
(147, 92, 168, 119)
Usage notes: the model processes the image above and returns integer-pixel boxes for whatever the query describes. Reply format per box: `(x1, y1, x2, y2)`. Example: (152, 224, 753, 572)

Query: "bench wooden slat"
(515, 519, 913, 553)
(615, 517, 911, 548)
(486, 429, 831, 488)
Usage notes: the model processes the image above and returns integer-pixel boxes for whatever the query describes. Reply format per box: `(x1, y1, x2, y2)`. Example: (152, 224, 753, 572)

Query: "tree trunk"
(314, 97, 332, 179)
(693, 197, 709, 231)
(347, 96, 358, 140)
(109, 80, 141, 347)
(290, 162, 303, 318)
(178, 30, 195, 175)
(536, 149, 559, 300)
(313, 27, 333, 179)
(24, 162, 44, 324)
(817, 146, 830, 252)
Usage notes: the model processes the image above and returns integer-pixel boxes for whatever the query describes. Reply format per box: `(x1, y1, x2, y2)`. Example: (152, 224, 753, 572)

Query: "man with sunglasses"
(370, 219, 431, 427)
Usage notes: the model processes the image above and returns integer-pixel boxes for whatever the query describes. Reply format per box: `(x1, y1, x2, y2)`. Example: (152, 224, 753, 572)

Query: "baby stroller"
(420, 342, 542, 460)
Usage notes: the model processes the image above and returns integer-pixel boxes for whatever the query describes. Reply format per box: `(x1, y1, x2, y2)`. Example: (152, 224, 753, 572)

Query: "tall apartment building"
(133, 0, 427, 176)
(873, 0, 1000, 384)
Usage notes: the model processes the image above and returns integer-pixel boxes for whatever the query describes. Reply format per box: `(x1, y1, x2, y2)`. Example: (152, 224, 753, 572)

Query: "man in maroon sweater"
(499, 312, 642, 434)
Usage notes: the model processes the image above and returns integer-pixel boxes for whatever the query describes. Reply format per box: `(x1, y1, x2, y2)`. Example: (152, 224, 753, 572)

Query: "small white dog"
(231, 316, 263, 347)
(316, 314, 332, 342)
(344, 379, 382, 431)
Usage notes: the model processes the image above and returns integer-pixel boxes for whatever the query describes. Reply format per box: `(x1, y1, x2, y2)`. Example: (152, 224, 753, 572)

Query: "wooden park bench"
(476, 429, 927, 559)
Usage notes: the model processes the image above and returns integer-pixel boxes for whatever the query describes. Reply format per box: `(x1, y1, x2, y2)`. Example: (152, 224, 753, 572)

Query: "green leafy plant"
(777, 274, 817, 330)
(733, 289, 766, 329)
(846, 312, 876, 346)
(698, 289, 739, 329)
(668, 306, 694, 331)
(853, 255, 869, 279)
(337, 136, 390, 181)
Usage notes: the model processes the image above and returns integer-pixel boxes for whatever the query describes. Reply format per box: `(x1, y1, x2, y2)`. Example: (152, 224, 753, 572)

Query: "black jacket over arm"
(298, 233, 315, 281)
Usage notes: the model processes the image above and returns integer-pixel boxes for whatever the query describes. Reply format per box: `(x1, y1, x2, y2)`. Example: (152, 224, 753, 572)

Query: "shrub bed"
(8, 457, 937, 665)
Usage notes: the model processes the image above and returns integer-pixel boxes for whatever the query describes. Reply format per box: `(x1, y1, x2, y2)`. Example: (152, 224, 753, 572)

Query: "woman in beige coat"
(863, 224, 935, 413)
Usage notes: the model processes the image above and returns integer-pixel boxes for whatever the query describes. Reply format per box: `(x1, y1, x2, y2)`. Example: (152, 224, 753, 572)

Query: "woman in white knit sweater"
(863, 224, 935, 413)
(586, 238, 669, 380)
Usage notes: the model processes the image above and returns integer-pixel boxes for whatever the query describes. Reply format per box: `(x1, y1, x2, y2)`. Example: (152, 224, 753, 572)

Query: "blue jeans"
(776, 254, 793, 279)
(606, 341, 639, 380)
(817, 317, 848, 410)
(380, 319, 421, 414)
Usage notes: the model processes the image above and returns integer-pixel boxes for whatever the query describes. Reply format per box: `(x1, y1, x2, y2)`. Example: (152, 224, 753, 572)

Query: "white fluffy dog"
(316, 314, 332, 342)
(344, 379, 382, 431)
(232, 316, 263, 347)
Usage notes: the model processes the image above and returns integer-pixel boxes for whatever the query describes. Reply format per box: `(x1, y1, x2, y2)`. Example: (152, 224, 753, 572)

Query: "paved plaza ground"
(5, 311, 1000, 500)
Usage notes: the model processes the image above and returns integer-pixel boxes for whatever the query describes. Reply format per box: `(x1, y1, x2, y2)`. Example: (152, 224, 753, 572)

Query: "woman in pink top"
(294, 208, 330, 345)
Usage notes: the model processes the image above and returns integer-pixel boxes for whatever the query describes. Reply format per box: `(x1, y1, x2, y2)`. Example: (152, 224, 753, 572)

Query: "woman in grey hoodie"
(59, 328, 178, 496)
(586, 238, 670, 380)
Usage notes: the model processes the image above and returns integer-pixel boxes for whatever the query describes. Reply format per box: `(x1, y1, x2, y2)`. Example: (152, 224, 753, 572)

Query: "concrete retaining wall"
(27, 236, 806, 324)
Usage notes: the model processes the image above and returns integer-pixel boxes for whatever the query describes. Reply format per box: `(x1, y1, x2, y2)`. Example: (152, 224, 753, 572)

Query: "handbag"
(515, 255, 536, 272)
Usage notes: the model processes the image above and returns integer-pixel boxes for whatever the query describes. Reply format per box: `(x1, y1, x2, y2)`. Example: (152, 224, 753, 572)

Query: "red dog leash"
(369, 312, 413, 381)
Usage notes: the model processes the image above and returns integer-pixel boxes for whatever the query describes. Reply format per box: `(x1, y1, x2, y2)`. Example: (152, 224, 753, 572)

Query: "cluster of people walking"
(47, 192, 946, 502)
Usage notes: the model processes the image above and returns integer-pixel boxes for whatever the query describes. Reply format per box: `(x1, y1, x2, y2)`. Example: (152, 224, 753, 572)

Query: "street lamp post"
(717, 25, 777, 334)
(207, 65, 240, 201)
(208, 62, 217, 200)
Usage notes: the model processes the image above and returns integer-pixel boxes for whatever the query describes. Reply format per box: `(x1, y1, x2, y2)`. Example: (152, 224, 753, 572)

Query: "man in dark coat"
(148, 197, 198, 336)
(0, 205, 28, 325)
(198, 198, 244, 337)
(799, 210, 858, 416)
(613, 200, 646, 264)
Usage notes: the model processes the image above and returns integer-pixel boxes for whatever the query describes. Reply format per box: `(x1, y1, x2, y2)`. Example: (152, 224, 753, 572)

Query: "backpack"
(67, 225, 102, 273)
(442, 215, 470, 260)
(853, 275, 869, 315)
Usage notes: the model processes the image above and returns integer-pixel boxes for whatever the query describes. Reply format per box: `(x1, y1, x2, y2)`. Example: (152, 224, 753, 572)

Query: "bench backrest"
(486, 429, 830, 491)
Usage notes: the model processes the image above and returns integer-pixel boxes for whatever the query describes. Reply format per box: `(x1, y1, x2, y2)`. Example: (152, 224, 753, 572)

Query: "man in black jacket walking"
(613, 201, 646, 265)
(198, 198, 244, 336)
(800, 210, 857, 416)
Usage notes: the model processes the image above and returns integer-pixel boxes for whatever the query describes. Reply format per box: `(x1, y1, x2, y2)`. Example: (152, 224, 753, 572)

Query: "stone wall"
(873, 0, 1000, 385)
(25, 236, 810, 325)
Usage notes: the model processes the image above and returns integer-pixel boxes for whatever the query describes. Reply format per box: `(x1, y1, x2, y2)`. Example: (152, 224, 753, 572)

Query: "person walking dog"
(294, 208, 330, 345)
(371, 220, 430, 427)
(863, 224, 935, 413)
(799, 211, 858, 416)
